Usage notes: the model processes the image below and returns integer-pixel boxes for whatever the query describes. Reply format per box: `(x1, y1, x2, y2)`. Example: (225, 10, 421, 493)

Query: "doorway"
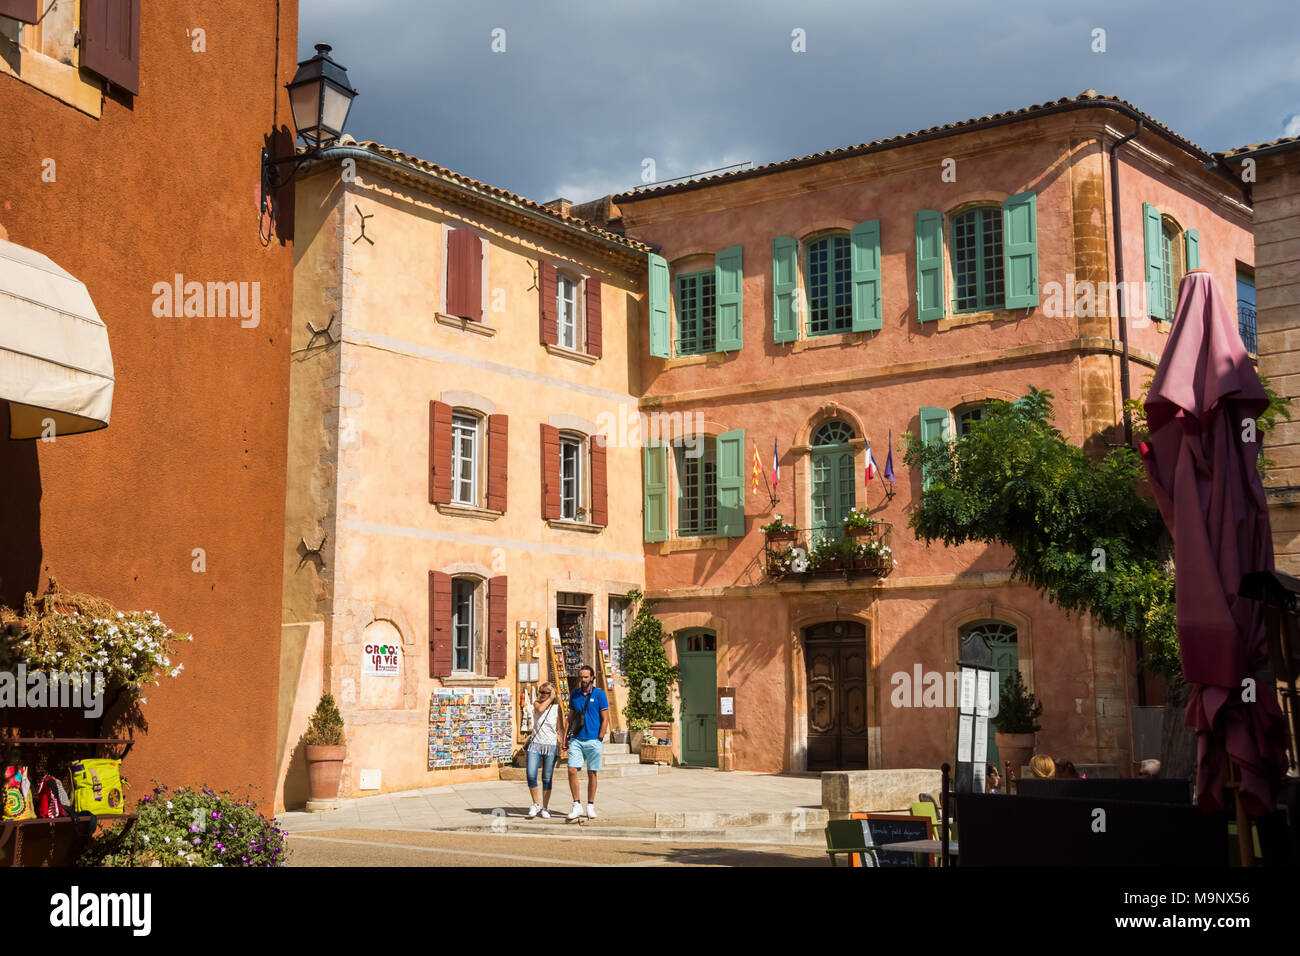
(556, 592, 590, 695)
(804, 621, 868, 771)
(959, 620, 1018, 772)
(678, 629, 718, 767)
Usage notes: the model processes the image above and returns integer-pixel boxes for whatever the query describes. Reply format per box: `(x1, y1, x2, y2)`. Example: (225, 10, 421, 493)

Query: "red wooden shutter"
(487, 576, 508, 678)
(429, 401, 453, 504)
(487, 414, 508, 512)
(590, 434, 608, 526)
(0, 0, 40, 23)
(429, 570, 453, 678)
(445, 229, 482, 321)
(539, 262, 558, 345)
(540, 423, 561, 519)
(585, 278, 603, 358)
(81, 0, 140, 95)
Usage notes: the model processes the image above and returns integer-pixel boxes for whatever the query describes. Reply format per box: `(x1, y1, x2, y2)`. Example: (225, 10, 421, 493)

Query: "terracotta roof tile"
(1217, 135, 1300, 161)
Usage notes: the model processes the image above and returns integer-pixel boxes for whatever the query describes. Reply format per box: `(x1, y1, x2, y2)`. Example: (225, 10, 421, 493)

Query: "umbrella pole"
(1234, 790, 1254, 867)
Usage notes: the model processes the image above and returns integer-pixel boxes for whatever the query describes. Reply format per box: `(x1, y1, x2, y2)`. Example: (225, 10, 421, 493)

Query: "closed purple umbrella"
(1141, 269, 1288, 817)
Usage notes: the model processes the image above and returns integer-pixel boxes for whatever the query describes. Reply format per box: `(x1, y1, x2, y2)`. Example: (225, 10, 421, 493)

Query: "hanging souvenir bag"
(3, 765, 36, 820)
(35, 775, 71, 818)
(70, 759, 125, 815)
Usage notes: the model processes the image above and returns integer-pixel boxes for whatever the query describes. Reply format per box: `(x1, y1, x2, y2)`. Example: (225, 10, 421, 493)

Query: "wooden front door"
(805, 622, 869, 771)
(678, 630, 718, 767)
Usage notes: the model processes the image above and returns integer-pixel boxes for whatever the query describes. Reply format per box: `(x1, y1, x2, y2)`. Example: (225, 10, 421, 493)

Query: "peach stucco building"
(607, 91, 1255, 776)
(278, 142, 647, 807)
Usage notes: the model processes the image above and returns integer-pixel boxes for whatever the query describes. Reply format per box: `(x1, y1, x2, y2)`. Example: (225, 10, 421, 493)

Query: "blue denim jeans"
(526, 748, 557, 791)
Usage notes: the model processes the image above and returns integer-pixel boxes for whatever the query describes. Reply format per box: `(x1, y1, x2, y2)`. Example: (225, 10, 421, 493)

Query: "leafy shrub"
(993, 669, 1043, 735)
(79, 783, 287, 867)
(302, 693, 345, 746)
(619, 590, 678, 724)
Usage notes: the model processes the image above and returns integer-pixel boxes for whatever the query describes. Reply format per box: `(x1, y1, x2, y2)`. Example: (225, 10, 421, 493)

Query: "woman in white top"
(526, 683, 567, 818)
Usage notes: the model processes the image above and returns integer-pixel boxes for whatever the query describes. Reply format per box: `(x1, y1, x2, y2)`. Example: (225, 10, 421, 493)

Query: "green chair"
(824, 819, 879, 867)
(911, 799, 957, 842)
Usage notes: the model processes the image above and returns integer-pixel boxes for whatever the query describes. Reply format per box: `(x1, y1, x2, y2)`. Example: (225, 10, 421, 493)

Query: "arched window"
(952, 207, 1005, 312)
(805, 234, 853, 335)
(811, 419, 856, 542)
(955, 404, 987, 437)
(1160, 217, 1184, 321)
(451, 576, 485, 673)
(959, 619, 1019, 768)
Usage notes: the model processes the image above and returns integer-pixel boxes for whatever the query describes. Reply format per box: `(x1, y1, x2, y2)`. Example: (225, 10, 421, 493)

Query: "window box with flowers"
(760, 515, 798, 543)
(844, 508, 878, 538)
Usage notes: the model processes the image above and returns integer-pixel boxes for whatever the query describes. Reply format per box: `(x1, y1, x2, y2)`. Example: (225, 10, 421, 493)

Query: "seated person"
(1027, 753, 1056, 778)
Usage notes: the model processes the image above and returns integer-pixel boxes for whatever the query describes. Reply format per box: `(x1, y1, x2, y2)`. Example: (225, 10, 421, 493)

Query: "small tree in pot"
(302, 693, 346, 806)
(993, 669, 1042, 780)
(619, 590, 678, 749)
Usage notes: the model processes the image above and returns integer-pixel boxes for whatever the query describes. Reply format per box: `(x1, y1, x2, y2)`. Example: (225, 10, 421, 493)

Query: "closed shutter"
(643, 442, 668, 542)
(539, 261, 558, 345)
(1143, 202, 1166, 322)
(715, 245, 744, 352)
(1185, 229, 1200, 270)
(81, 0, 141, 95)
(0, 1, 40, 23)
(446, 229, 482, 321)
(772, 236, 798, 343)
(429, 570, 453, 678)
(919, 406, 952, 490)
(648, 254, 670, 358)
(487, 414, 508, 512)
(540, 423, 561, 519)
(915, 211, 945, 322)
(716, 429, 745, 537)
(429, 400, 453, 505)
(1002, 191, 1039, 309)
(585, 277, 603, 357)
(590, 435, 608, 526)
(850, 220, 882, 331)
(487, 576, 508, 678)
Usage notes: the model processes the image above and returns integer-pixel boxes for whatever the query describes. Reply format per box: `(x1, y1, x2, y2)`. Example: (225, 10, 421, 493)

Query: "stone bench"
(821, 769, 943, 819)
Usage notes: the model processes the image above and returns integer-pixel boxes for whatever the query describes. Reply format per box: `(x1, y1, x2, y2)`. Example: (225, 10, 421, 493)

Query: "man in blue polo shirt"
(566, 664, 609, 820)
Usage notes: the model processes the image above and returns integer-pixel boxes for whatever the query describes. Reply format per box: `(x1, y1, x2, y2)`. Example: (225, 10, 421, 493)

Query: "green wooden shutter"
(1002, 191, 1038, 309)
(643, 441, 667, 542)
(648, 253, 670, 358)
(715, 245, 744, 352)
(772, 237, 798, 343)
(1143, 203, 1166, 322)
(1185, 229, 1200, 270)
(850, 219, 882, 331)
(716, 429, 745, 537)
(915, 211, 944, 322)
(919, 406, 951, 490)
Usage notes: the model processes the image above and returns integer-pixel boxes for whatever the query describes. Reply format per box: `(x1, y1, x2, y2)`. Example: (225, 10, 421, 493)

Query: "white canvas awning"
(0, 237, 114, 438)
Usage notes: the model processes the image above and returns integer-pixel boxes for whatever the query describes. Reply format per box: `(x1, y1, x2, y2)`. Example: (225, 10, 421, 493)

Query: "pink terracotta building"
(606, 92, 1255, 775)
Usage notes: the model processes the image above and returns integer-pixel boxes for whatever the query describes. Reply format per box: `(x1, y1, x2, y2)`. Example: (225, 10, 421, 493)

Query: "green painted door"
(960, 621, 1019, 774)
(678, 630, 718, 767)
(811, 420, 856, 544)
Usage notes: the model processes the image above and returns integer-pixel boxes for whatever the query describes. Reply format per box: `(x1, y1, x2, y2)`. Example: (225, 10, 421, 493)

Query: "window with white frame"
(560, 435, 585, 521)
(451, 577, 481, 673)
(557, 272, 581, 350)
(452, 413, 480, 506)
(608, 596, 630, 676)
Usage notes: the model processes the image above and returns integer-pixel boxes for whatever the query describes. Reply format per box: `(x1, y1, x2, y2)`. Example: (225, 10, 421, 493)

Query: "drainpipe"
(1109, 119, 1143, 447)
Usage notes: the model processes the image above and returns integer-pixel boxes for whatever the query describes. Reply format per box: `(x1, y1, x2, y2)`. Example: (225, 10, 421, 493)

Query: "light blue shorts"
(567, 738, 603, 771)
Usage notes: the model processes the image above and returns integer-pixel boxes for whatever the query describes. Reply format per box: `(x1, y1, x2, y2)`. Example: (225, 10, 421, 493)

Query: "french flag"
(864, 440, 880, 483)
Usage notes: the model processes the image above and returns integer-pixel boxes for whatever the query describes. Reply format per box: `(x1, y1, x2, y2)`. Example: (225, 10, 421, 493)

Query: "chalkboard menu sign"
(852, 814, 934, 867)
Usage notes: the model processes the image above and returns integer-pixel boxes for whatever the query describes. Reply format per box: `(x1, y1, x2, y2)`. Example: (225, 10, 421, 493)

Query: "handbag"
(70, 759, 125, 815)
(3, 766, 35, 820)
(36, 775, 71, 819)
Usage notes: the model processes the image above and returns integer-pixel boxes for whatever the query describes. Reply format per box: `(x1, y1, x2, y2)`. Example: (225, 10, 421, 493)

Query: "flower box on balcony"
(764, 529, 798, 543)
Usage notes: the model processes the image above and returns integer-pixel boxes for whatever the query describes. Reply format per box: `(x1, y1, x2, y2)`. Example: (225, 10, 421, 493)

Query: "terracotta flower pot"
(994, 732, 1036, 779)
(628, 730, 645, 753)
(305, 744, 346, 801)
(649, 721, 672, 744)
(846, 526, 874, 538)
(765, 529, 797, 543)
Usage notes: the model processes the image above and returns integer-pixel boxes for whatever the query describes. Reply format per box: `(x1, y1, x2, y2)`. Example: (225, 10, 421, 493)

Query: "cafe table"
(877, 838, 959, 865)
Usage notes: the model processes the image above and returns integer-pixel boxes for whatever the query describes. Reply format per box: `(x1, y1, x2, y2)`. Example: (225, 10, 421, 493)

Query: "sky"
(299, 0, 1300, 205)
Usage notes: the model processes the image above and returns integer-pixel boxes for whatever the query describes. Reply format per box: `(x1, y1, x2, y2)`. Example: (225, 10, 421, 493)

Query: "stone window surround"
(938, 194, 1020, 327)
(438, 220, 492, 321)
(439, 563, 494, 683)
(539, 255, 598, 361)
(0, 9, 103, 118)
(548, 414, 598, 527)
(442, 392, 496, 513)
(791, 403, 869, 532)
(337, 604, 420, 713)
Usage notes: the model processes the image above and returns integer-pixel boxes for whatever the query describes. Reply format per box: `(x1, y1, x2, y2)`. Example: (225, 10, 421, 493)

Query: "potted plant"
(993, 669, 1042, 778)
(302, 693, 346, 806)
(843, 508, 877, 538)
(810, 535, 851, 571)
(618, 590, 678, 758)
(626, 715, 651, 753)
(760, 514, 797, 542)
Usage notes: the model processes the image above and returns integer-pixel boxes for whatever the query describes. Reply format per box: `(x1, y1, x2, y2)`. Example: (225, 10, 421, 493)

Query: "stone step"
(437, 819, 825, 846)
(499, 762, 664, 781)
(655, 808, 830, 830)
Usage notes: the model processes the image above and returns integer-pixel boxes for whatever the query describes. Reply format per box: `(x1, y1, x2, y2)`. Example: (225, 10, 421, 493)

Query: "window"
(451, 413, 480, 506)
(1237, 265, 1257, 354)
(953, 208, 1005, 312)
(560, 435, 584, 520)
(608, 597, 630, 676)
(958, 619, 1019, 767)
(811, 420, 856, 543)
(675, 271, 717, 355)
(684, 631, 716, 652)
(956, 405, 987, 437)
(806, 235, 853, 335)
(556, 272, 580, 350)
(451, 578, 480, 672)
(676, 439, 718, 536)
(1160, 223, 1177, 320)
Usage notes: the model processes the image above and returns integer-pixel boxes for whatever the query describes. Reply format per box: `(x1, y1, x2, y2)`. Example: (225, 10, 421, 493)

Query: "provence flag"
(752, 441, 764, 493)
(772, 438, 780, 489)
(864, 440, 879, 483)
(884, 429, 896, 485)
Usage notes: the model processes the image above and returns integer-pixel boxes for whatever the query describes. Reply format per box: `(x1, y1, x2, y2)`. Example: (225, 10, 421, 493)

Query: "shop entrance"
(677, 629, 718, 767)
(556, 592, 590, 695)
(804, 621, 868, 771)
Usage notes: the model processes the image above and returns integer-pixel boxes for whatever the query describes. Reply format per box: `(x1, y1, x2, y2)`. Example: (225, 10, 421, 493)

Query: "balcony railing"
(762, 523, 895, 579)
(1239, 302, 1258, 355)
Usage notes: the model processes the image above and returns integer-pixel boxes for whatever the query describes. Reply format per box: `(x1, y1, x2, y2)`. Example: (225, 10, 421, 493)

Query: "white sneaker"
(566, 801, 584, 820)
(527, 804, 541, 818)
(540, 808, 551, 819)
(586, 803, 597, 819)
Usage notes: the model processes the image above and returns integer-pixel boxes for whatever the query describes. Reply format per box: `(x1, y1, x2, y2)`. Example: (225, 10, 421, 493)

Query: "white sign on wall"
(363, 641, 402, 677)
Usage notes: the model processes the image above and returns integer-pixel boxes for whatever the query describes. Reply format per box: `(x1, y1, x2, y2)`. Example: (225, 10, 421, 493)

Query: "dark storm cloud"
(300, 0, 1300, 204)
